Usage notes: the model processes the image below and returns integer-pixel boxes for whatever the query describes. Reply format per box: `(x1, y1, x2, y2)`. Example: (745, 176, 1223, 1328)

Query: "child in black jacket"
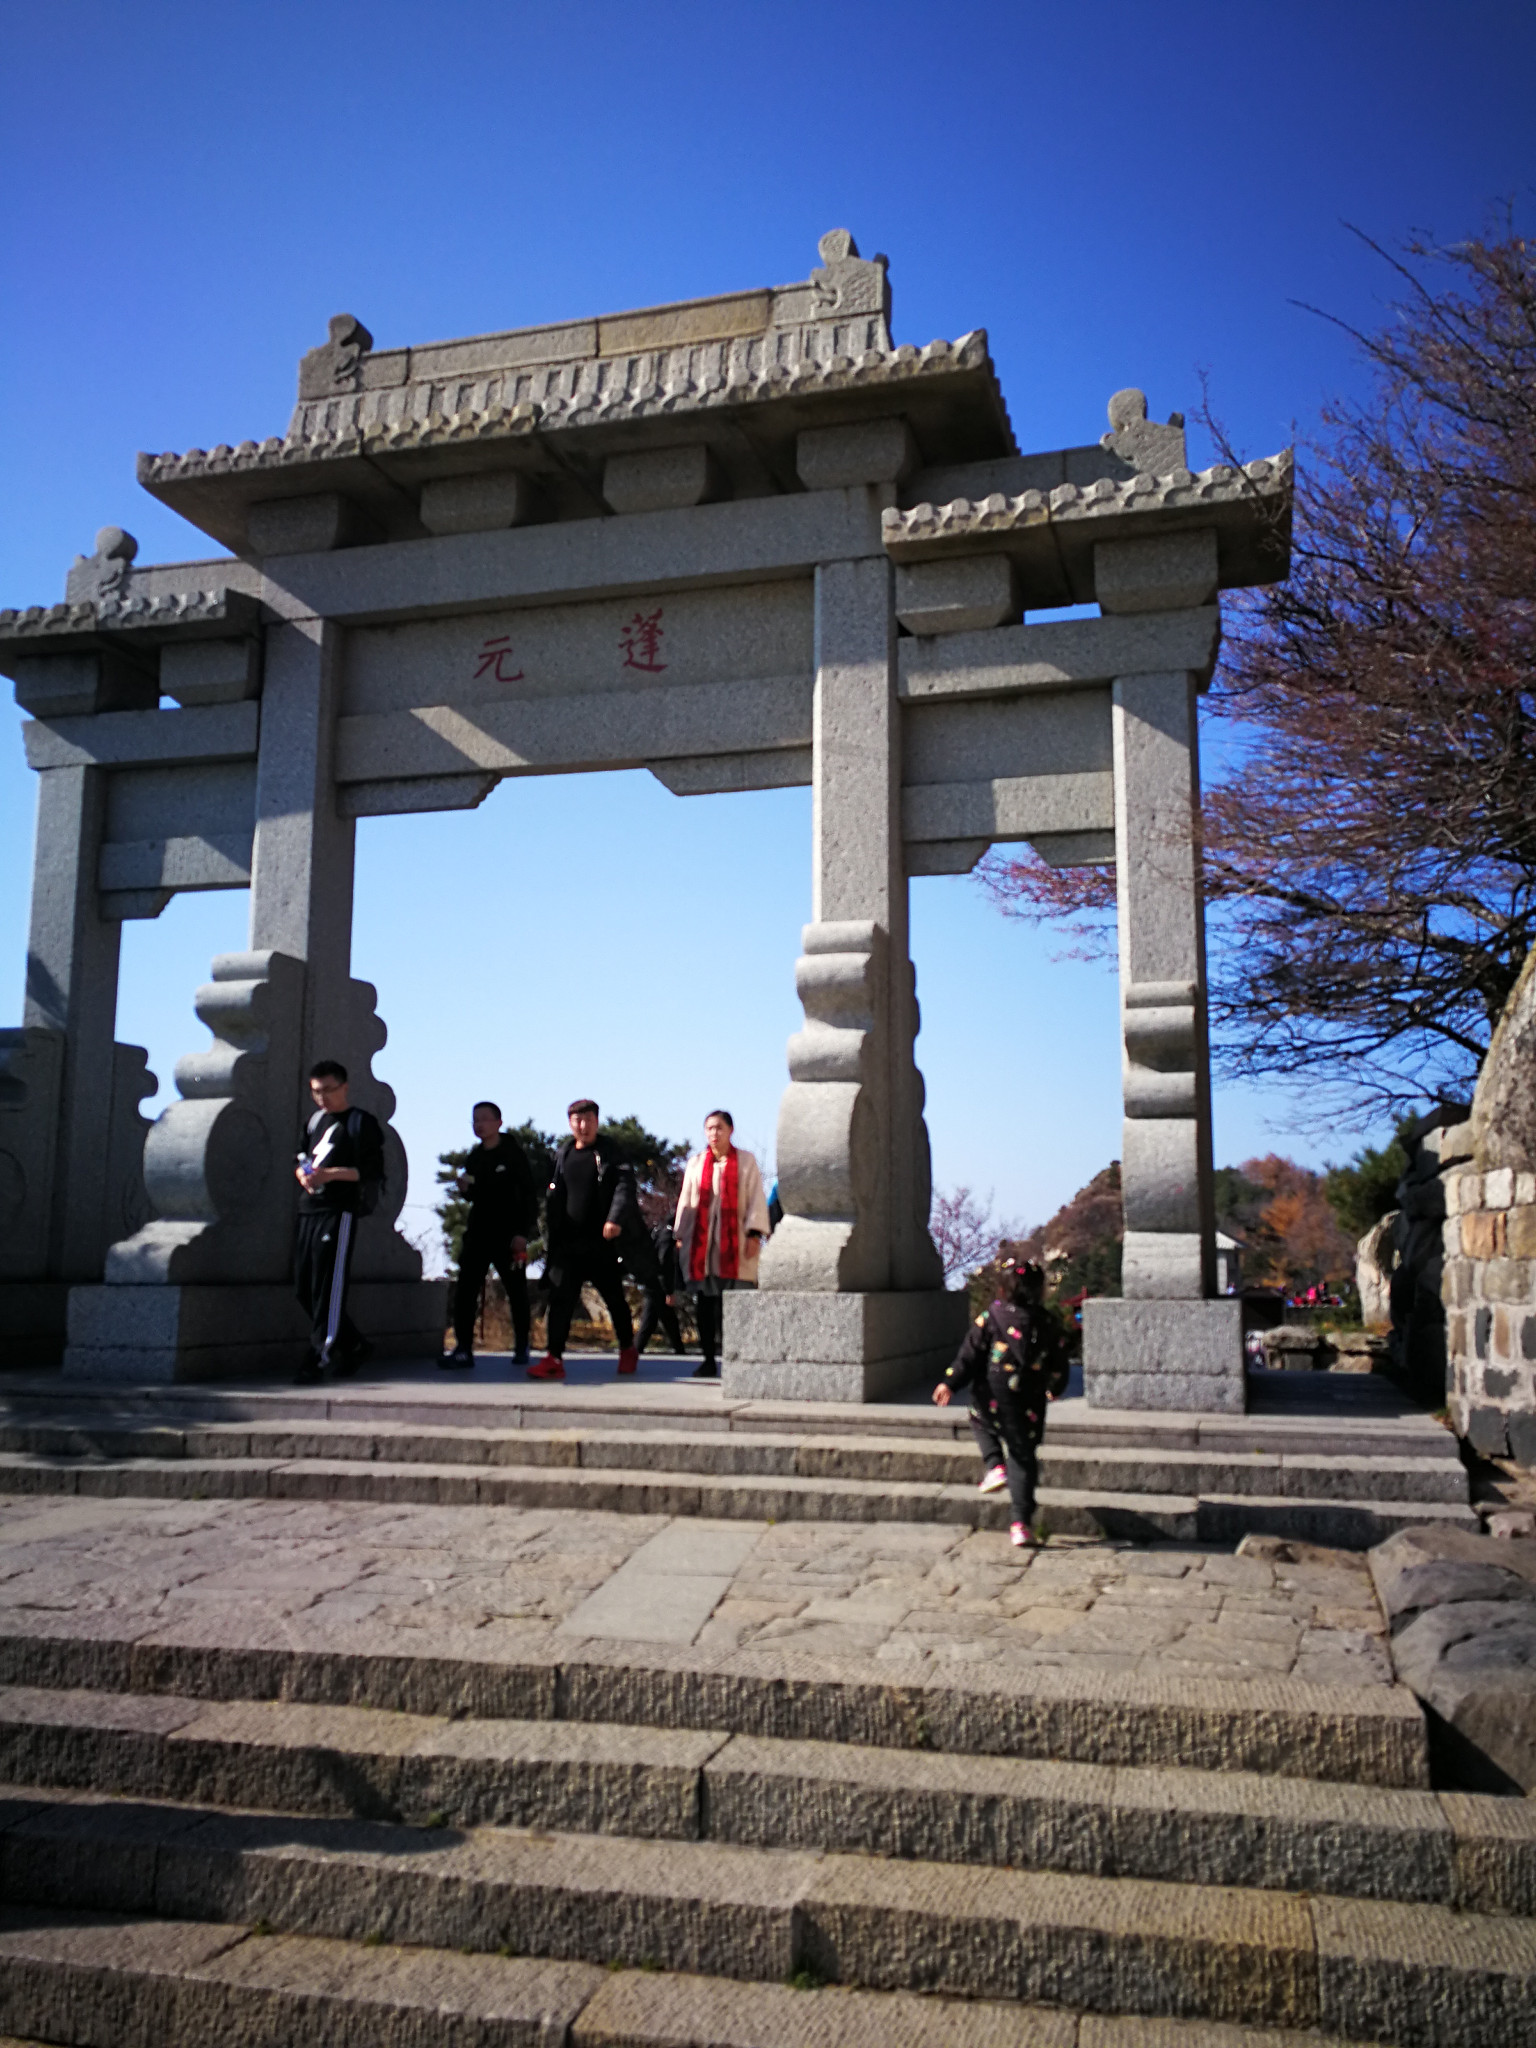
(934, 1260, 1068, 1547)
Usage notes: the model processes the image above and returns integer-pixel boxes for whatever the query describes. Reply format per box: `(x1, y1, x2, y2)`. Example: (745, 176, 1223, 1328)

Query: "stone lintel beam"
(334, 675, 812, 784)
(906, 839, 988, 877)
(337, 774, 501, 819)
(10, 652, 157, 719)
(894, 555, 1018, 636)
(158, 638, 262, 707)
(257, 489, 885, 625)
(246, 493, 378, 556)
(882, 453, 1292, 601)
(902, 772, 1113, 845)
(418, 472, 543, 536)
(796, 419, 917, 490)
(898, 608, 1220, 702)
(22, 703, 260, 773)
(97, 834, 254, 894)
(1096, 531, 1218, 614)
(603, 446, 723, 515)
(648, 748, 812, 796)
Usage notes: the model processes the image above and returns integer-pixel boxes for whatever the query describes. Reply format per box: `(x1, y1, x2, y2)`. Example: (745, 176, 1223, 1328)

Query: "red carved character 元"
(619, 608, 666, 673)
(474, 635, 526, 683)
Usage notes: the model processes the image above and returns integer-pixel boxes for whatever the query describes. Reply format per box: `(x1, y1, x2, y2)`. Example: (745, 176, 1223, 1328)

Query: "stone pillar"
(0, 761, 155, 1363)
(1082, 534, 1243, 1410)
(729, 512, 962, 1399)
(65, 616, 443, 1379)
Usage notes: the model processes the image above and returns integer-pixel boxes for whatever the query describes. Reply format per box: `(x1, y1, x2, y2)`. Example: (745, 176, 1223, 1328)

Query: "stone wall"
(1444, 1162, 1536, 1465)
(1442, 945, 1536, 1469)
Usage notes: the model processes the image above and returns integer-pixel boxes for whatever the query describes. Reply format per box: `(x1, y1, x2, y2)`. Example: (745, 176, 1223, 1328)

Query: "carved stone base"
(1083, 1297, 1246, 1413)
(0, 1282, 72, 1367)
(61, 1279, 448, 1383)
(722, 1288, 969, 1402)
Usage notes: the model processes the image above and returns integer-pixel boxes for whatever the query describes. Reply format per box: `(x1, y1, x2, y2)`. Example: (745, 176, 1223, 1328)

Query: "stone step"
(1, 1629, 1432, 1787)
(0, 1372, 1461, 1463)
(0, 1452, 1477, 1546)
(0, 1906, 1375, 2048)
(0, 1413, 1471, 1506)
(1, 1686, 1529, 1910)
(3, 1789, 1534, 2042)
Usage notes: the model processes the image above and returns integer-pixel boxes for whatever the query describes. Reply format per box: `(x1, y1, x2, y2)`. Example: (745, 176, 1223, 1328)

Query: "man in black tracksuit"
(293, 1059, 385, 1386)
(934, 1260, 1069, 1546)
(446, 1101, 539, 1367)
(534, 1099, 641, 1382)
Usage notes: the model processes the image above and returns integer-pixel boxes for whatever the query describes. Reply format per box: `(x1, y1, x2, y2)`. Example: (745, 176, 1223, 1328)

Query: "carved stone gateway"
(0, 234, 1292, 1402)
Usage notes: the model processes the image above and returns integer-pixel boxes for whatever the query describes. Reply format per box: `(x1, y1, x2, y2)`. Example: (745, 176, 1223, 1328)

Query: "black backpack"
(347, 1108, 386, 1217)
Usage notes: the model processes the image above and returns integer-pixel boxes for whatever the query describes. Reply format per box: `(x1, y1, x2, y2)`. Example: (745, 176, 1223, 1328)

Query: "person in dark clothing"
(933, 1260, 1069, 1547)
(631, 1218, 685, 1357)
(535, 1099, 640, 1382)
(293, 1060, 385, 1387)
(446, 1101, 539, 1368)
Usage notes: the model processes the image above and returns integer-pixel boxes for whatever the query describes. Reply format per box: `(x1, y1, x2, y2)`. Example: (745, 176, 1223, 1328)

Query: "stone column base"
(0, 1282, 72, 1368)
(61, 1280, 448, 1383)
(723, 1288, 969, 1402)
(1083, 1297, 1246, 1413)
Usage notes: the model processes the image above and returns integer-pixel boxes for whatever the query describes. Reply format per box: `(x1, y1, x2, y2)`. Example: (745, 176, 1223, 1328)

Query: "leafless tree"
(930, 1185, 1025, 1285)
(983, 222, 1536, 1121)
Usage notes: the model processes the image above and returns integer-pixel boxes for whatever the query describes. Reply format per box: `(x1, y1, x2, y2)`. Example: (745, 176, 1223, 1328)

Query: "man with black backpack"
(932, 1259, 1070, 1548)
(293, 1059, 385, 1386)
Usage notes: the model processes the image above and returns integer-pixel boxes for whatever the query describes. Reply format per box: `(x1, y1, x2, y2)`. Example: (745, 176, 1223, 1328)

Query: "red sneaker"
(527, 1355, 565, 1381)
(616, 1346, 639, 1376)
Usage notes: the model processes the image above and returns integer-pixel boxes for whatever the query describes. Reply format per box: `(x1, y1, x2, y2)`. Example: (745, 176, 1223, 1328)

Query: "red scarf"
(690, 1146, 741, 1282)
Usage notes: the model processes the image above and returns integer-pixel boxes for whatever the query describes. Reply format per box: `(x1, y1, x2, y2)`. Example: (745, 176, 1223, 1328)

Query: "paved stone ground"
(0, 1494, 1394, 1689)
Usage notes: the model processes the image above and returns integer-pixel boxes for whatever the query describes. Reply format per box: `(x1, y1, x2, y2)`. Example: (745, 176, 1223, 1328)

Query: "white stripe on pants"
(321, 1212, 354, 1363)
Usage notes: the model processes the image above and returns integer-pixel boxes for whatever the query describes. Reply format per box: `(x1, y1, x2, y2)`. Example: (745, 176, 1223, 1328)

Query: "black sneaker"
(511, 1346, 531, 1366)
(441, 1347, 474, 1369)
(294, 1360, 324, 1387)
(691, 1359, 720, 1380)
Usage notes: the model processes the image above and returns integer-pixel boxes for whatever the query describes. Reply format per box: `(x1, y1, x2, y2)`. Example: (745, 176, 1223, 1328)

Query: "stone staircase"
(0, 1366, 1477, 1548)
(0, 1618, 1534, 2045)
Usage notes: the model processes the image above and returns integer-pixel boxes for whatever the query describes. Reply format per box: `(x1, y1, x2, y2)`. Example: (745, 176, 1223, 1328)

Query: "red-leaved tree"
(984, 224, 1536, 1119)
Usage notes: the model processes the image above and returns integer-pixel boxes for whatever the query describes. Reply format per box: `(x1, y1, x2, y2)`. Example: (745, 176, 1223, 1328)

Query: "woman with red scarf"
(673, 1110, 771, 1379)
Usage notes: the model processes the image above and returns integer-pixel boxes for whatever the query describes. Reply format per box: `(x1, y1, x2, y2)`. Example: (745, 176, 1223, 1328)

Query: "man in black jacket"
(630, 1217, 685, 1358)
(446, 1101, 539, 1368)
(293, 1060, 385, 1386)
(534, 1099, 640, 1382)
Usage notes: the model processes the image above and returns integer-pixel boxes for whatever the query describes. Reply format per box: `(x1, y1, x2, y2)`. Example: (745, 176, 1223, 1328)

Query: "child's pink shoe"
(977, 1464, 1008, 1494)
(1010, 1521, 1037, 1548)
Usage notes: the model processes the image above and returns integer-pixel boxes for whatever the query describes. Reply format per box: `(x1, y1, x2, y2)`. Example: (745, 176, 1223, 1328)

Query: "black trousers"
(635, 1285, 684, 1354)
(545, 1243, 634, 1355)
(454, 1229, 530, 1352)
(967, 1370, 1043, 1522)
(695, 1290, 724, 1364)
(294, 1209, 361, 1365)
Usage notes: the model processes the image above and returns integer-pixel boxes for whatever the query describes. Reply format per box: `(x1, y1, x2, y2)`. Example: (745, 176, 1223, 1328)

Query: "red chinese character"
(619, 608, 667, 673)
(474, 635, 525, 683)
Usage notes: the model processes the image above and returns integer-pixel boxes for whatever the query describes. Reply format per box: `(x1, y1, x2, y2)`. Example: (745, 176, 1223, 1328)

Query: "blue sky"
(3, 1, 1532, 1269)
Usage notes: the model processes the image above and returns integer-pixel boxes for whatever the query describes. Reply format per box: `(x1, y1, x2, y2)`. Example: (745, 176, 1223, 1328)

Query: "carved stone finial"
(808, 231, 890, 333)
(1101, 389, 1188, 477)
(65, 526, 139, 605)
(93, 526, 138, 567)
(297, 313, 375, 401)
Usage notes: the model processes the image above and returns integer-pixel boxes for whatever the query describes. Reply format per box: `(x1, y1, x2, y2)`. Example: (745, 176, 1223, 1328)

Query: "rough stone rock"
(1390, 1599, 1536, 1792)
(1357, 1216, 1397, 1328)
(1369, 1525, 1536, 1792)
(1473, 941, 1536, 1174)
